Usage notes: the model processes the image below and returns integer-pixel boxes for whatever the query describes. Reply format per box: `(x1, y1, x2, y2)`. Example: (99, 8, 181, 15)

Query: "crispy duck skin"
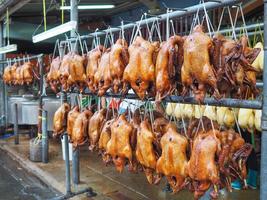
(106, 114, 134, 173)
(186, 129, 221, 199)
(155, 35, 183, 101)
(47, 57, 61, 93)
(136, 119, 159, 184)
(88, 108, 107, 151)
(21, 62, 34, 85)
(86, 45, 104, 93)
(67, 106, 80, 140)
(181, 25, 220, 102)
(110, 39, 129, 94)
(59, 53, 72, 91)
(94, 49, 112, 96)
(71, 108, 93, 148)
(156, 123, 188, 193)
(53, 103, 70, 137)
(123, 36, 158, 99)
(3, 63, 17, 85)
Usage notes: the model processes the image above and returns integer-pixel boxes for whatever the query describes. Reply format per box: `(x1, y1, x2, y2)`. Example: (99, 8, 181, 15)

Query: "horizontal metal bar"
(61, 0, 241, 44)
(0, 53, 43, 64)
(257, 82, 264, 88)
(217, 23, 263, 35)
(75, 91, 262, 109)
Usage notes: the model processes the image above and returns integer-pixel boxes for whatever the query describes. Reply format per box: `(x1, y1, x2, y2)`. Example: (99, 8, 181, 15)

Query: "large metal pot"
(7, 96, 27, 124)
(21, 101, 39, 125)
(43, 97, 61, 131)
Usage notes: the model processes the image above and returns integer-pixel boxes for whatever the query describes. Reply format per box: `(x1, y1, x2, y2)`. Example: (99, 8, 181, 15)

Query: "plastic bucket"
(61, 137, 73, 161)
(29, 138, 42, 162)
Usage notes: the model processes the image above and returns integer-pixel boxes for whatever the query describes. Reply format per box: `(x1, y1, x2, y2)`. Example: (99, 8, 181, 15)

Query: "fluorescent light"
(60, 5, 115, 10)
(32, 21, 77, 43)
(0, 44, 17, 54)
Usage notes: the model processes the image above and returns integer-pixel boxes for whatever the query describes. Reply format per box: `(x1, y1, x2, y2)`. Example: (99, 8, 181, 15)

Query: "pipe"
(70, 0, 80, 185)
(37, 56, 44, 146)
(42, 110, 48, 163)
(63, 133, 71, 194)
(14, 103, 19, 144)
(260, 1, 267, 200)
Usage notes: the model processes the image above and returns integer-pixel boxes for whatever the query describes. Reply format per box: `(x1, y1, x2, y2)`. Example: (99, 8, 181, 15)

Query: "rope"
(6, 8, 9, 45)
(61, 0, 64, 24)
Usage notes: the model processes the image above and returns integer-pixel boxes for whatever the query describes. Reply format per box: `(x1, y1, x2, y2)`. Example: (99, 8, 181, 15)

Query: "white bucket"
(61, 137, 73, 161)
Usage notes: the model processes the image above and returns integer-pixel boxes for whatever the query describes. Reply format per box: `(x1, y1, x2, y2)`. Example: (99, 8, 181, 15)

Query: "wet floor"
(0, 149, 60, 200)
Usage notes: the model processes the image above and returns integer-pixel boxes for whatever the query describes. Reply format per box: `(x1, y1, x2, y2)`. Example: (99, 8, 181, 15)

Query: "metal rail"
(0, 53, 43, 64)
(72, 91, 262, 110)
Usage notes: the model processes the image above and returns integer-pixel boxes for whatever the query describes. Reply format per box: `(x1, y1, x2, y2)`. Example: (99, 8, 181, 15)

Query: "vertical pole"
(70, 0, 80, 185)
(63, 133, 71, 194)
(261, 2, 267, 199)
(38, 56, 43, 143)
(14, 103, 19, 144)
(42, 110, 48, 163)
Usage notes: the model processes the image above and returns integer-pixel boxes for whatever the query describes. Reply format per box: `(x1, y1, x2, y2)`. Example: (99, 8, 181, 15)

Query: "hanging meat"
(136, 119, 161, 184)
(14, 64, 23, 85)
(71, 108, 93, 148)
(59, 53, 72, 91)
(47, 56, 61, 93)
(67, 106, 80, 140)
(181, 25, 220, 102)
(98, 118, 115, 164)
(86, 45, 104, 93)
(156, 123, 189, 193)
(155, 35, 184, 101)
(123, 36, 159, 99)
(110, 39, 129, 93)
(186, 129, 221, 199)
(106, 114, 134, 173)
(53, 103, 71, 137)
(88, 108, 107, 151)
(94, 49, 112, 96)
(67, 52, 87, 92)
(3, 64, 15, 85)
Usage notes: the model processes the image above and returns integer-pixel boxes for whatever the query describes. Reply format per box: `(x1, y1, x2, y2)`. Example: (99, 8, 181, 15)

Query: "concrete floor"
(0, 134, 260, 200)
(0, 149, 60, 200)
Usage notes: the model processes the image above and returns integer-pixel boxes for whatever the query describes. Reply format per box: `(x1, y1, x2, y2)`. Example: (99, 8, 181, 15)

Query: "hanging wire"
(61, 0, 64, 24)
(43, 0, 47, 31)
(6, 8, 9, 45)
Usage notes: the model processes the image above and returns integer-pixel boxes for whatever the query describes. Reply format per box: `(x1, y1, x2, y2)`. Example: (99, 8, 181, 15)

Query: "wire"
(43, 0, 47, 31)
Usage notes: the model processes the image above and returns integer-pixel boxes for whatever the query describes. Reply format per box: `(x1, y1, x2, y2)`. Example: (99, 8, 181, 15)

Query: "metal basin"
(21, 101, 39, 125)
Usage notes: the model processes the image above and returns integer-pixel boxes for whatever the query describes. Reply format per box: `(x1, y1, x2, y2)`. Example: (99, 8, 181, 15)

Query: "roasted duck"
(86, 45, 104, 93)
(123, 36, 159, 99)
(59, 53, 72, 91)
(181, 25, 220, 102)
(110, 39, 129, 93)
(186, 129, 221, 199)
(156, 123, 188, 193)
(53, 103, 71, 137)
(71, 108, 93, 148)
(94, 49, 112, 96)
(136, 119, 161, 184)
(88, 108, 107, 151)
(106, 114, 134, 172)
(155, 35, 183, 101)
(67, 106, 80, 140)
(47, 57, 61, 93)
(3, 64, 14, 85)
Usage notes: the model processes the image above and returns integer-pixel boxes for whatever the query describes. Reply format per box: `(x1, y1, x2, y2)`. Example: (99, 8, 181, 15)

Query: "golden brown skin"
(156, 123, 188, 193)
(136, 119, 160, 184)
(88, 108, 107, 151)
(110, 39, 129, 93)
(186, 129, 221, 199)
(47, 57, 61, 93)
(86, 45, 104, 93)
(67, 53, 87, 92)
(10, 63, 18, 85)
(59, 53, 72, 91)
(14, 65, 23, 85)
(94, 49, 112, 96)
(98, 118, 115, 164)
(67, 106, 80, 140)
(106, 114, 134, 173)
(123, 36, 158, 99)
(71, 108, 93, 148)
(3, 65, 13, 85)
(53, 103, 71, 137)
(21, 62, 34, 85)
(155, 35, 183, 101)
(181, 25, 220, 102)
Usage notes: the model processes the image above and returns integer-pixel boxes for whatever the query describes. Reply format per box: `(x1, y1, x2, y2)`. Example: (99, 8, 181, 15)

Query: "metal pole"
(260, 1, 267, 199)
(70, 0, 80, 185)
(63, 133, 71, 194)
(14, 103, 19, 144)
(42, 110, 48, 163)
